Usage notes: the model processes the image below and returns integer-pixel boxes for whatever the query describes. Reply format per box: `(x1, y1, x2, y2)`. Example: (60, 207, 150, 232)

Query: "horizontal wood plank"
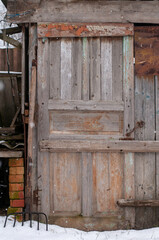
(49, 111, 123, 135)
(38, 23, 133, 38)
(7, 1, 159, 24)
(48, 100, 124, 111)
(40, 140, 159, 153)
(0, 151, 23, 158)
(117, 199, 159, 207)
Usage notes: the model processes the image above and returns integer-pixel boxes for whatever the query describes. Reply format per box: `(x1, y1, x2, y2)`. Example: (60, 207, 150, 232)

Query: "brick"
(10, 167, 24, 175)
(7, 207, 23, 215)
(9, 191, 24, 199)
(9, 175, 24, 183)
(10, 200, 25, 208)
(9, 183, 24, 191)
(7, 207, 23, 221)
(9, 158, 24, 167)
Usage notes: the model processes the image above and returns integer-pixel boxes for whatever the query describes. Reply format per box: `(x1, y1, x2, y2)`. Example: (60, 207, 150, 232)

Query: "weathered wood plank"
(38, 23, 134, 38)
(82, 153, 93, 217)
(90, 38, 100, 101)
(40, 140, 159, 153)
(50, 152, 81, 216)
(0, 151, 23, 158)
(0, 127, 15, 134)
(155, 76, 159, 224)
(49, 39, 61, 99)
(82, 37, 89, 100)
(123, 36, 135, 228)
(135, 75, 156, 229)
(92, 153, 123, 216)
(123, 36, 134, 136)
(37, 38, 50, 215)
(118, 199, 159, 207)
(21, 26, 25, 114)
(61, 39, 72, 100)
(49, 111, 123, 135)
(71, 38, 82, 100)
(112, 38, 123, 101)
(28, 65, 36, 160)
(8, 1, 159, 24)
(101, 38, 112, 101)
(48, 100, 124, 111)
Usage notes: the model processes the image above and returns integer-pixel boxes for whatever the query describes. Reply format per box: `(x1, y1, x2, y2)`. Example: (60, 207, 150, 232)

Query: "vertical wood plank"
(90, 38, 100, 100)
(61, 39, 72, 100)
(21, 26, 25, 114)
(135, 76, 156, 228)
(71, 38, 82, 100)
(51, 153, 81, 214)
(82, 152, 93, 216)
(27, 24, 38, 212)
(49, 39, 61, 99)
(101, 38, 112, 101)
(155, 76, 159, 225)
(123, 36, 135, 228)
(82, 37, 89, 100)
(37, 38, 50, 215)
(92, 153, 123, 216)
(123, 36, 134, 136)
(112, 37, 123, 101)
(11, 76, 20, 109)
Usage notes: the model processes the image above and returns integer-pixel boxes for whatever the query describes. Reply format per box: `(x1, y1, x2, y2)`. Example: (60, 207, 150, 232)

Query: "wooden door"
(37, 23, 134, 230)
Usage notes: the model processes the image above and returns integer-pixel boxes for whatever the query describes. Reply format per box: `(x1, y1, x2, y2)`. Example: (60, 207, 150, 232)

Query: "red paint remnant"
(38, 23, 133, 38)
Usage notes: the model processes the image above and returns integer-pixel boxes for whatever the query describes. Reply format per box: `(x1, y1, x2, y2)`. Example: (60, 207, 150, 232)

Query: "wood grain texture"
(61, 39, 72, 100)
(101, 38, 112, 101)
(37, 38, 50, 215)
(49, 111, 123, 135)
(50, 152, 81, 216)
(112, 38, 123, 101)
(71, 38, 82, 100)
(92, 153, 123, 216)
(118, 199, 159, 207)
(135, 75, 156, 229)
(40, 139, 159, 153)
(89, 38, 100, 100)
(7, 1, 159, 24)
(48, 100, 124, 111)
(0, 151, 23, 158)
(123, 36, 135, 228)
(81, 153, 93, 217)
(49, 39, 61, 99)
(38, 23, 133, 38)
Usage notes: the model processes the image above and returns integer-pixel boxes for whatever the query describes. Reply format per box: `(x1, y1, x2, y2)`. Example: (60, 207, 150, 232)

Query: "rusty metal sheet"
(135, 26, 159, 76)
(38, 23, 134, 38)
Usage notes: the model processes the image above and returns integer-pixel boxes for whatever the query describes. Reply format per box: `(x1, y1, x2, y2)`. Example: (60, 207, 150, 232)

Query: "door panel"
(37, 23, 134, 230)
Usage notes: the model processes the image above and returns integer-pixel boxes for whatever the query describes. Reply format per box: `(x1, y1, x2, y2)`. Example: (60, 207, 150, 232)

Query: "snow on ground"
(1, 216, 159, 240)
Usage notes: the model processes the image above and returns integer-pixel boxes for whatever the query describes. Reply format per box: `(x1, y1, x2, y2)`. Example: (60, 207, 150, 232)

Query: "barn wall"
(0, 48, 22, 72)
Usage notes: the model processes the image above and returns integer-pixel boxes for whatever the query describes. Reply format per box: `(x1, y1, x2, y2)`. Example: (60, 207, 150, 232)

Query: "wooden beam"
(48, 100, 124, 112)
(1, 27, 22, 35)
(0, 134, 24, 141)
(117, 199, 159, 207)
(38, 23, 133, 38)
(0, 127, 15, 134)
(0, 151, 23, 158)
(40, 140, 159, 153)
(0, 33, 22, 48)
(7, 1, 159, 24)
